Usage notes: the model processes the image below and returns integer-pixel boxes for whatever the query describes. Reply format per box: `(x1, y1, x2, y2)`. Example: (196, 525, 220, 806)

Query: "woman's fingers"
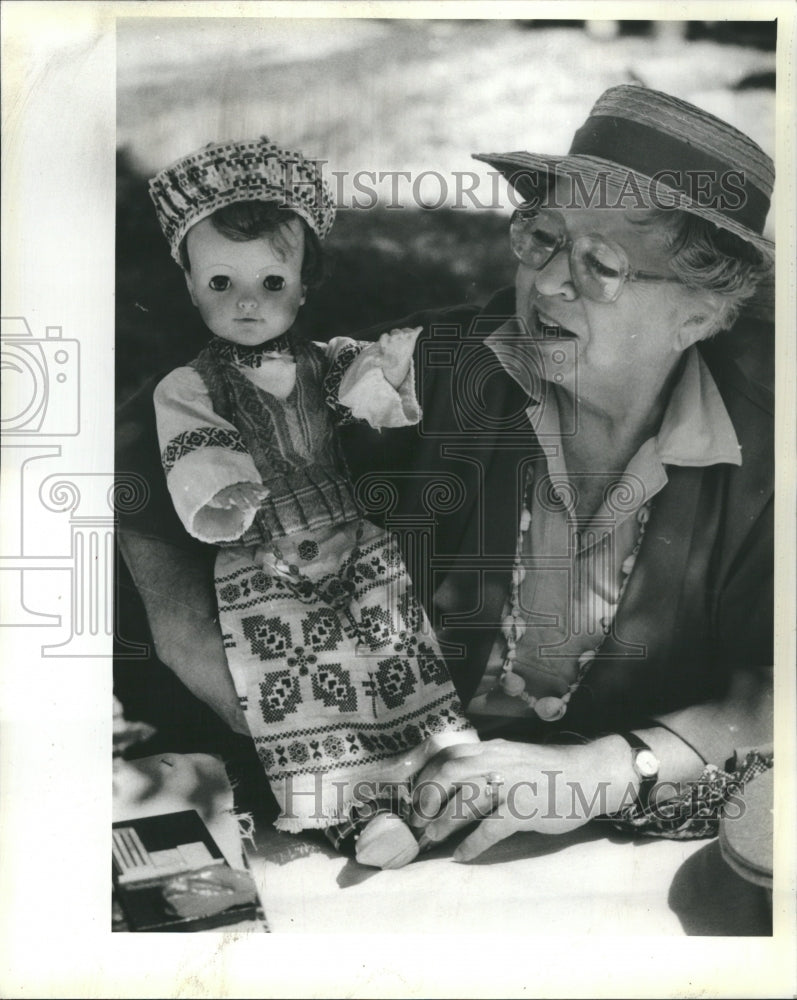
(453, 811, 517, 863)
(411, 742, 503, 828)
(417, 778, 499, 848)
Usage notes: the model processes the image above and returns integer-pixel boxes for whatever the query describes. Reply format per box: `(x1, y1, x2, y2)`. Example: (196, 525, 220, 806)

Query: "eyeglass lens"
(510, 213, 628, 303)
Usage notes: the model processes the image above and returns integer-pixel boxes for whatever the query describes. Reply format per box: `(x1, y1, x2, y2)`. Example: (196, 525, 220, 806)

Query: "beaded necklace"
(496, 465, 651, 722)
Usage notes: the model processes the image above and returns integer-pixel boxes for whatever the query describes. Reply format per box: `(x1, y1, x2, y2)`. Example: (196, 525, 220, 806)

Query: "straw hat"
(149, 136, 336, 265)
(473, 85, 774, 257)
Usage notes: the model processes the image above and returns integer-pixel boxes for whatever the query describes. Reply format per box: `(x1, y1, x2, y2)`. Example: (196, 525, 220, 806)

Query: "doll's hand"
(208, 482, 269, 512)
(376, 327, 422, 389)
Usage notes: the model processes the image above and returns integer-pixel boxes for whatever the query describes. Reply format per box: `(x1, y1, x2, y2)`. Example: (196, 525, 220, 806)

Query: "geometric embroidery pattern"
(242, 615, 293, 661)
(302, 608, 343, 652)
(311, 664, 358, 713)
(298, 539, 319, 561)
(357, 605, 396, 650)
(217, 569, 280, 608)
(286, 646, 318, 676)
(215, 517, 476, 826)
(161, 425, 247, 474)
(324, 342, 365, 426)
(251, 693, 474, 780)
(375, 656, 417, 710)
(416, 640, 450, 686)
(398, 591, 424, 635)
(259, 671, 303, 724)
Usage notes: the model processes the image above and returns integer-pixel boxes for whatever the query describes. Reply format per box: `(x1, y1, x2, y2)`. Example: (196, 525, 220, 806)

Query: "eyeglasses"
(510, 208, 682, 303)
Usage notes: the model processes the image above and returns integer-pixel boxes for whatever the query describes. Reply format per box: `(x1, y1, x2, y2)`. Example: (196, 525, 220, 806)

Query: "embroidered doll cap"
(149, 136, 336, 264)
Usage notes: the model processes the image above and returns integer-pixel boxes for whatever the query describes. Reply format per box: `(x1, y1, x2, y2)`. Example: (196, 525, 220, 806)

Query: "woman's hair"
(178, 200, 325, 288)
(660, 210, 773, 335)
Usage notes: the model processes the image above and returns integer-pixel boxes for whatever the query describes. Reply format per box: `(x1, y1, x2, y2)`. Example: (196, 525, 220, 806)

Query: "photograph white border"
(1, 2, 795, 997)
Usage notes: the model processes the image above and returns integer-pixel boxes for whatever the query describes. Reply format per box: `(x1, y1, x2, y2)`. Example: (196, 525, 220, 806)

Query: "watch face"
(636, 749, 659, 778)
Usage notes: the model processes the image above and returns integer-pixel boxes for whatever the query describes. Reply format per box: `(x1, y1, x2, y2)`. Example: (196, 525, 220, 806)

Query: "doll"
(149, 137, 477, 868)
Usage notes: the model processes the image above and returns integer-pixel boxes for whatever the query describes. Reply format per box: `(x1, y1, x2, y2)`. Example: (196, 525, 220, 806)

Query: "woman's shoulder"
(701, 315, 774, 419)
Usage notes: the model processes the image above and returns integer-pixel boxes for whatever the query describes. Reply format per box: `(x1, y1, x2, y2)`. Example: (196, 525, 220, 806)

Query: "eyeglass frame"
(509, 206, 685, 303)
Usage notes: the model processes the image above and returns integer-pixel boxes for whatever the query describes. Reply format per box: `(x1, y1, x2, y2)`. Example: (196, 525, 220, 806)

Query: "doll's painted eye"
(208, 275, 231, 291)
(263, 275, 286, 292)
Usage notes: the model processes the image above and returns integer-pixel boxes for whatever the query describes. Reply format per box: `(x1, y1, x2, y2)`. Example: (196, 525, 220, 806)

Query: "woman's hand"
(410, 737, 634, 862)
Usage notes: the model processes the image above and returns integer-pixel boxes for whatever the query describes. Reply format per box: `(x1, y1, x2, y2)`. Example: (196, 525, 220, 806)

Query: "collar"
(209, 333, 294, 368)
(485, 324, 741, 470)
(655, 347, 741, 467)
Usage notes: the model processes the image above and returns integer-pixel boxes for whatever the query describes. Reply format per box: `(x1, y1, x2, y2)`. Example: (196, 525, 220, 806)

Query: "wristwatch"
(617, 731, 660, 812)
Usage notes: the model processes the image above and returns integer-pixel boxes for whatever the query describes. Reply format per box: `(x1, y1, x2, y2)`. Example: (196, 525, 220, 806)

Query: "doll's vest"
(190, 340, 360, 544)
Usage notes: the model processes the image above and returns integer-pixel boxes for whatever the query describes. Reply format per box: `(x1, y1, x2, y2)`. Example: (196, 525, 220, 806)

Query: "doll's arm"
(154, 367, 267, 543)
(322, 329, 422, 430)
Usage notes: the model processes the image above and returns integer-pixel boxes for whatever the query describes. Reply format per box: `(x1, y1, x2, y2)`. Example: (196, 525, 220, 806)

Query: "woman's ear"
(184, 270, 198, 307)
(674, 293, 723, 351)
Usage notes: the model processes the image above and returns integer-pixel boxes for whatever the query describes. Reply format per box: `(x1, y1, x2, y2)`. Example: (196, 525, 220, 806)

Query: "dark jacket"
(343, 287, 774, 762)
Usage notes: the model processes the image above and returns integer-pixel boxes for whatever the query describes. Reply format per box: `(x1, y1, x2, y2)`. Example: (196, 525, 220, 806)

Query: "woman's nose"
(533, 247, 576, 299)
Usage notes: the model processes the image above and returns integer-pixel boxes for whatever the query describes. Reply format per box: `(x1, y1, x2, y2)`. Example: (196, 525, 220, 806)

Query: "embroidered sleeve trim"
(161, 425, 249, 474)
(324, 342, 367, 425)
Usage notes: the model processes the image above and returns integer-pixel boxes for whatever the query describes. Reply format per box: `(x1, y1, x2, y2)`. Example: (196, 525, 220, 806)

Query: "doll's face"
(184, 217, 306, 346)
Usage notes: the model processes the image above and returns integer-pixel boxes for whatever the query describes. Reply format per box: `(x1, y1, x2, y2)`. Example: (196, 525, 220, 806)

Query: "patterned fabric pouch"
(610, 747, 774, 840)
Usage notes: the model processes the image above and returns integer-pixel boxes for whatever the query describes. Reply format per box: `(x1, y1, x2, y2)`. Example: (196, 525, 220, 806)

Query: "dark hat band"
(569, 114, 770, 234)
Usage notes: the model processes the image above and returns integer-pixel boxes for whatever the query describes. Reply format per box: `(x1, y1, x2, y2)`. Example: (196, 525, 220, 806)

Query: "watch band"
(616, 731, 659, 812)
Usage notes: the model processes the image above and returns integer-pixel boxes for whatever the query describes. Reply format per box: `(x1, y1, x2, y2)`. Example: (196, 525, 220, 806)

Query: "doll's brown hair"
(179, 200, 325, 289)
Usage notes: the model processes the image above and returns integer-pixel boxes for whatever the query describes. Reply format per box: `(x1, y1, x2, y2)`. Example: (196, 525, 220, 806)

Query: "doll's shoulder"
(153, 364, 212, 407)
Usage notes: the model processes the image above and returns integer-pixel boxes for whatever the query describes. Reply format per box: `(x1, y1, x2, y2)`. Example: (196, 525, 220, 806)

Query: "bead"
(502, 616, 526, 640)
(495, 491, 648, 712)
(534, 696, 567, 722)
(501, 672, 527, 696)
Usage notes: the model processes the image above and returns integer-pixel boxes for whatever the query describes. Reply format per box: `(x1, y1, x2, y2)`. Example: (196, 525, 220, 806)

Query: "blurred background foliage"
(116, 18, 776, 403)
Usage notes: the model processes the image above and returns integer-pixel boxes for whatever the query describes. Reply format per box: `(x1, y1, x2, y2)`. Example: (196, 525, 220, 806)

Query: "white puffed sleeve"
(321, 332, 422, 430)
(153, 366, 263, 543)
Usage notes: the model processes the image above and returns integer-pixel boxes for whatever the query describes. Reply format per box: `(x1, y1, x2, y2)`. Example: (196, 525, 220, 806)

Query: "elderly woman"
(116, 85, 774, 863)
(376, 85, 774, 858)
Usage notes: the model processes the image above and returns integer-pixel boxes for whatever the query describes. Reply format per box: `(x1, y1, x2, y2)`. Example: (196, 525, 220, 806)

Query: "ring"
(485, 771, 504, 787)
